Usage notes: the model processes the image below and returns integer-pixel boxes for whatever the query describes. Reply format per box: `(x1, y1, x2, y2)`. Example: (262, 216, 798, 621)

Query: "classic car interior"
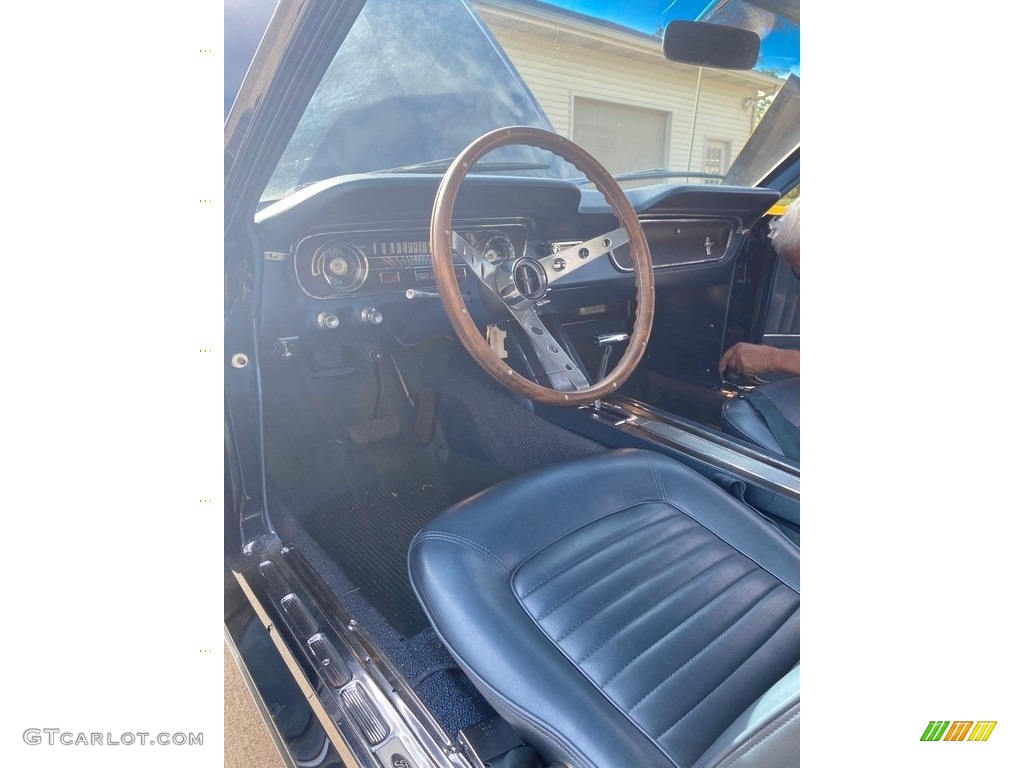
(224, 2, 800, 767)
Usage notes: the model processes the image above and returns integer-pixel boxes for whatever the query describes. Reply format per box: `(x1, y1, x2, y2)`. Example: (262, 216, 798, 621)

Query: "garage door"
(572, 97, 669, 175)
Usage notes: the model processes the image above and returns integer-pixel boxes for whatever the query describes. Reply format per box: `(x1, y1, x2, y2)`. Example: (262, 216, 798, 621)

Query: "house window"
(703, 139, 730, 184)
(572, 97, 669, 176)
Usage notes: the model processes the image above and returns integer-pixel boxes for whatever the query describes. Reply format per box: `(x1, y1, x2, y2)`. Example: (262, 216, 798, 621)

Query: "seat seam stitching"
(627, 583, 788, 713)
(515, 574, 689, 768)
(577, 550, 741, 662)
(643, 454, 667, 501)
(537, 523, 701, 622)
(519, 510, 679, 597)
(554, 538, 723, 643)
(413, 531, 511, 574)
(654, 604, 800, 740)
(510, 499, 672, 587)
(599, 565, 762, 689)
(659, 500, 799, 593)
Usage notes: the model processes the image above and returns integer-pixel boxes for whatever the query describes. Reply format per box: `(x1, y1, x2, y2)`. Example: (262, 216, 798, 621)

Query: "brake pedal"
(345, 415, 401, 446)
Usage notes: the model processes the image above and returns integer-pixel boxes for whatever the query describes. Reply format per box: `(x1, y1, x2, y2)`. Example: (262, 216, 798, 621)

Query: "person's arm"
(766, 346, 800, 376)
(719, 342, 800, 377)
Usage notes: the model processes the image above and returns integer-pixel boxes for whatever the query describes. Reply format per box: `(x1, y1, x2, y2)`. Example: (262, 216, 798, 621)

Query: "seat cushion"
(721, 377, 800, 456)
(409, 448, 799, 768)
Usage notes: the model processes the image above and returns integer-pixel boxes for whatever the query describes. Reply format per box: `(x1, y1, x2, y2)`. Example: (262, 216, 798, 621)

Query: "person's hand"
(719, 343, 800, 377)
(719, 342, 774, 376)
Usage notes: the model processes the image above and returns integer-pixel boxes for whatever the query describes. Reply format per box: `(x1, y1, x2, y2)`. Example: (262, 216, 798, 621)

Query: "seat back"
(721, 377, 799, 458)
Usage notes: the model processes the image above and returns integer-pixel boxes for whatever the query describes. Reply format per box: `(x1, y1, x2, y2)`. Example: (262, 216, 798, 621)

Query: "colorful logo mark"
(921, 721, 997, 742)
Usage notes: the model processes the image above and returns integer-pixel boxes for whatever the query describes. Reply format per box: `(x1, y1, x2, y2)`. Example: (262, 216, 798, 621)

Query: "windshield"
(262, 0, 799, 201)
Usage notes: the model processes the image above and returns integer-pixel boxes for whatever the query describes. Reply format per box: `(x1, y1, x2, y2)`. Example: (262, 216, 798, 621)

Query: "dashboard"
(251, 174, 778, 347)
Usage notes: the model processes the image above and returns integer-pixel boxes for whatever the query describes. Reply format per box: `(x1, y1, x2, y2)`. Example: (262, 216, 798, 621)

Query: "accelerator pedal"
(411, 389, 437, 445)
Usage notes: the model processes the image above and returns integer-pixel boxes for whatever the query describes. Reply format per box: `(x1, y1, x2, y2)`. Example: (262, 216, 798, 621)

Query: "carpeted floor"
(295, 450, 513, 637)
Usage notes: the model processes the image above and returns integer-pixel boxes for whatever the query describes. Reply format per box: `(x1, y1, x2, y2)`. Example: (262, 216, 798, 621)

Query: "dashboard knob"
(360, 308, 383, 325)
(317, 312, 340, 330)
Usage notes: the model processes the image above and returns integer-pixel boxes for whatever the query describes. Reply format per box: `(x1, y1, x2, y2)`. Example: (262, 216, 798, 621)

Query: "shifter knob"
(593, 332, 629, 347)
(593, 332, 630, 383)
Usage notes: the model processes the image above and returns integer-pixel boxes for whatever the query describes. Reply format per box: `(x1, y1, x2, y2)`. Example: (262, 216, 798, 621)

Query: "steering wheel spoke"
(505, 305, 591, 391)
(451, 231, 503, 296)
(539, 227, 630, 285)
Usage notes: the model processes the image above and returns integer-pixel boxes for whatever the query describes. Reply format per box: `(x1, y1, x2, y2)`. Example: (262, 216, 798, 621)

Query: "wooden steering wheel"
(429, 126, 655, 406)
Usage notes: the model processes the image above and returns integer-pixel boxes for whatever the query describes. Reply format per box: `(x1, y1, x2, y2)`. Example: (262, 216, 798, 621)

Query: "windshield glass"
(262, 0, 799, 201)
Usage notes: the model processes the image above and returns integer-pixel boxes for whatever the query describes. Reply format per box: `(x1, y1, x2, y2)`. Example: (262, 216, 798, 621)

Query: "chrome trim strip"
(592, 397, 799, 500)
(609, 216, 735, 272)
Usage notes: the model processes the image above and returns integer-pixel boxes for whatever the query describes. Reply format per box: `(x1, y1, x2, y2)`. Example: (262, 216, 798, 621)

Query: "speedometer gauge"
(481, 234, 516, 263)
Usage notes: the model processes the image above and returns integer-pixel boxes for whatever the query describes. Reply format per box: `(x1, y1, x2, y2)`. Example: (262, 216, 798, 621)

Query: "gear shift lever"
(592, 331, 629, 408)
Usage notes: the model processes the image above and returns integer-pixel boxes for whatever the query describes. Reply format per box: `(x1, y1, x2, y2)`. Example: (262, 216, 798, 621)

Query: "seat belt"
(742, 388, 800, 461)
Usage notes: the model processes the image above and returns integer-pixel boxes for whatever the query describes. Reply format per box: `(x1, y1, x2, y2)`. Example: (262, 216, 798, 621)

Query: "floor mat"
(295, 450, 513, 637)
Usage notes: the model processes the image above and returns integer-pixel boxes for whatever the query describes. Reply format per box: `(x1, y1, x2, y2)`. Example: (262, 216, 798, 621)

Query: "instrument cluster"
(294, 222, 529, 299)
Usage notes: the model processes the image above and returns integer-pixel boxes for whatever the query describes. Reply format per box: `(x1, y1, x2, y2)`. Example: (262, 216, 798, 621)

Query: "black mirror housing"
(662, 20, 760, 70)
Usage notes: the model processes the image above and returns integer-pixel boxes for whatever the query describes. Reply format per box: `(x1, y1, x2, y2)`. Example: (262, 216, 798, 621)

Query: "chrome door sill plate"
(237, 539, 480, 768)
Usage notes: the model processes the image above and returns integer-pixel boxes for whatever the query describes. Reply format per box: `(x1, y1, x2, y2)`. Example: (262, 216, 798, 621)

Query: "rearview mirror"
(662, 20, 760, 70)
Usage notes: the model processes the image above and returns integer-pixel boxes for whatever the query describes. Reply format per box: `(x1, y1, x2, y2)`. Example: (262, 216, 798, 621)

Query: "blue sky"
(542, 0, 799, 75)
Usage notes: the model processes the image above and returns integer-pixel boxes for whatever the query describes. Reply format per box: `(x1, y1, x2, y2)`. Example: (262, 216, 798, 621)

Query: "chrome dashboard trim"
(609, 216, 736, 272)
(291, 219, 532, 301)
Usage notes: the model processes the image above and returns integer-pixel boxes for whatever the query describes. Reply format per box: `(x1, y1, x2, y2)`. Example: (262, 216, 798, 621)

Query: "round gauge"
(481, 234, 516, 264)
(317, 242, 368, 293)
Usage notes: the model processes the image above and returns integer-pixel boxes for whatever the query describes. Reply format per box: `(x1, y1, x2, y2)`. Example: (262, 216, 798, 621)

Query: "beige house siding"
(478, 2, 778, 179)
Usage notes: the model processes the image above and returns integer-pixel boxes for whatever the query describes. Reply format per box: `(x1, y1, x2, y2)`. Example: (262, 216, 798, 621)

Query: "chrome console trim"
(584, 396, 799, 500)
